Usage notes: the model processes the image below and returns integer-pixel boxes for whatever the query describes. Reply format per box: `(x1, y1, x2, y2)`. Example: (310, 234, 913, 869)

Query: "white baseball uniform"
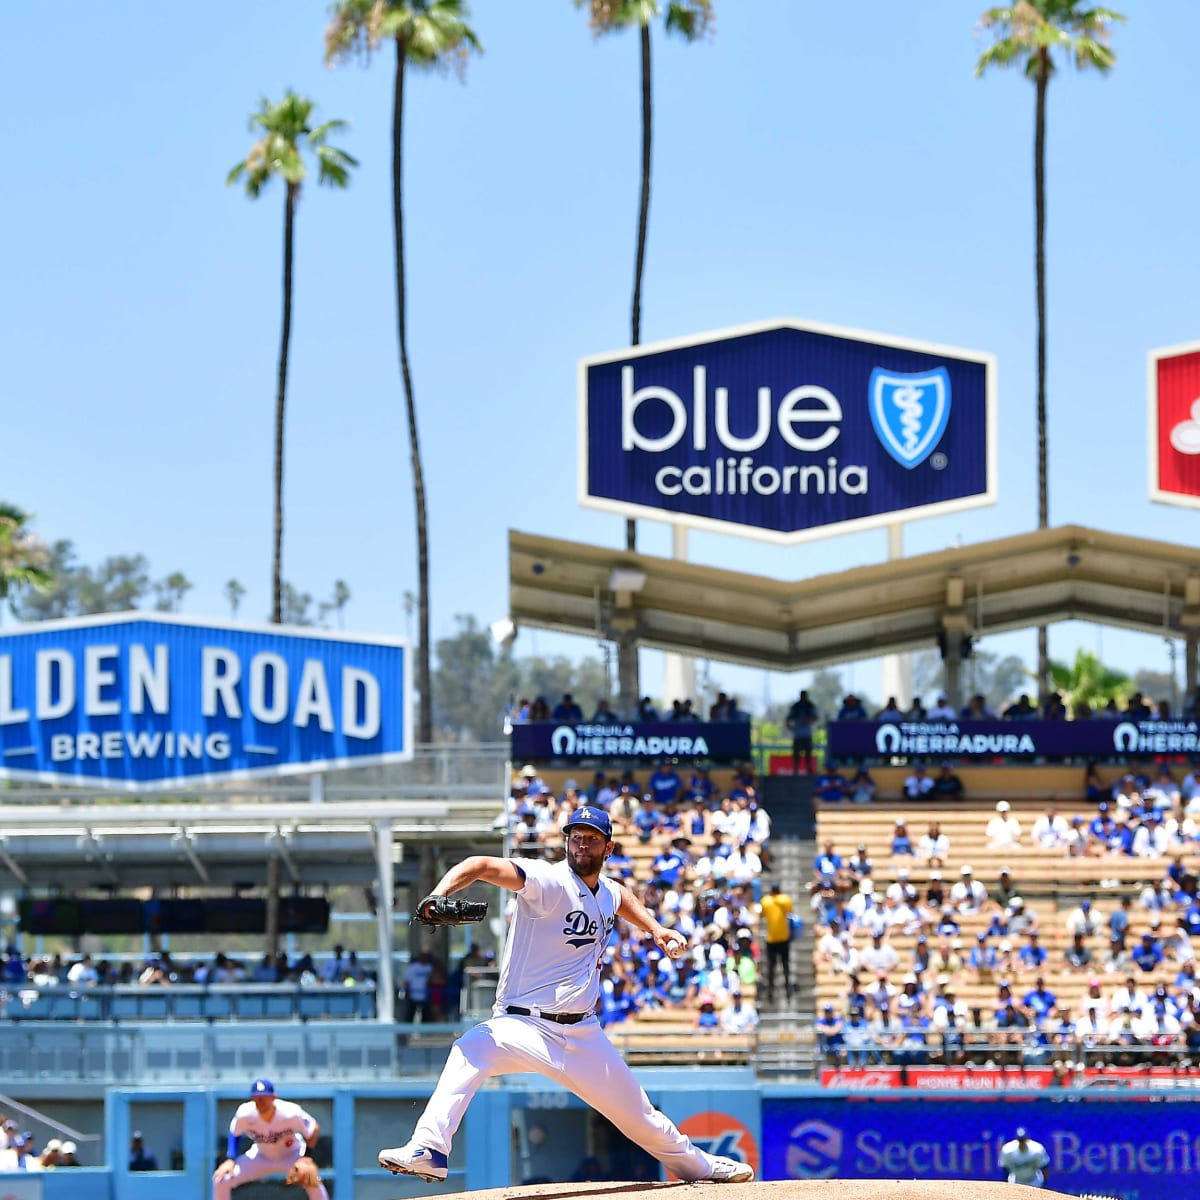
(214, 1098, 328, 1200)
(999, 1136, 1050, 1186)
(406, 856, 721, 1180)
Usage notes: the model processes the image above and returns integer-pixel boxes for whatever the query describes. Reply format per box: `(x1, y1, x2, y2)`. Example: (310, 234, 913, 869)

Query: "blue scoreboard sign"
(0, 613, 411, 790)
(578, 319, 997, 543)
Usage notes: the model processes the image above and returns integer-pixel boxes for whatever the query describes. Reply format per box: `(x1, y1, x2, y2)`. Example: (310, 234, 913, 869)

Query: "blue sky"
(4, 1, 1198, 711)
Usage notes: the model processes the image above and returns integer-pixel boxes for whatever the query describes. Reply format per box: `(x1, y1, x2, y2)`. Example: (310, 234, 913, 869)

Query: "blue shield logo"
(869, 367, 951, 469)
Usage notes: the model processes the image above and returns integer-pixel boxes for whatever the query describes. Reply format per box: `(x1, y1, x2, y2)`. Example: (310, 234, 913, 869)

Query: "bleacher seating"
(811, 763, 1200, 1061)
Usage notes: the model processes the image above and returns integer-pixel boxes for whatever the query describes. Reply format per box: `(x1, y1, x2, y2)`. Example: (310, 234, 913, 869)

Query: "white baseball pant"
(212, 1144, 328, 1200)
(410, 1013, 716, 1180)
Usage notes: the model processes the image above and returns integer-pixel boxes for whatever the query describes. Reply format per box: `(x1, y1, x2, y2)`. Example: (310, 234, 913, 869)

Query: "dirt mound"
(445, 1179, 1075, 1200)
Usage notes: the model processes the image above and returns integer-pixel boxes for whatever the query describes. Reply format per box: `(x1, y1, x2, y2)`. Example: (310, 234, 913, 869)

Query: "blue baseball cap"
(564, 806, 612, 839)
(250, 1078, 275, 1097)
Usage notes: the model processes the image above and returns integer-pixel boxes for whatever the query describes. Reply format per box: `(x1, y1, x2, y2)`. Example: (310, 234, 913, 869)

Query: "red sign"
(821, 1067, 1055, 1090)
(1149, 341, 1200, 507)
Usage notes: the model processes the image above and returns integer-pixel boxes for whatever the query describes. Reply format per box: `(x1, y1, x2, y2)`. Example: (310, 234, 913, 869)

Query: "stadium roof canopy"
(508, 524, 1200, 672)
(0, 798, 505, 892)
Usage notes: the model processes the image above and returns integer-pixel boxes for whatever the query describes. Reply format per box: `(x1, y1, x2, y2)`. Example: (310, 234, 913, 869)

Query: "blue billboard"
(0, 613, 411, 790)
(764, 1093, 1200, 1200)
(578, 320, 996, 543)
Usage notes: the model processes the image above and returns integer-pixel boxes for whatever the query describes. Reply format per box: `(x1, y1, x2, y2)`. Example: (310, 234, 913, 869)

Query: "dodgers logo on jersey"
(869, 366, 951, 469)
(563, 909, 599, 948)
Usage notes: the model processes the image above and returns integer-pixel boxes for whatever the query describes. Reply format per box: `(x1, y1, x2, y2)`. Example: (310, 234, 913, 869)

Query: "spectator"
(1065, 899, 1100, 938)
(991, 866, 1019, 911)
(58, 1142, 79, 1168)
(848, 767, 878, 805)
(760, 883, 794, 1000)
(1003, 695, 1037, 720)
(815, 1003, 845, 1062)
(636, 696, 659, 721)
(837, 694, 869, 720)
(1132, 932, 1164, 974)
(950, 865, 987, 914)
(1063, 932, 1095, 973)
(847, 843, 873, 880)
(932, 763, 966, 800)
(986, 801, 1022, 849)
(814, 764, 850, 804)
(961, 694, 995, 719)
(591, 699, 620, 725)
(785, 690, 819, 775)
(902, 763, 933, 799)
(551, 694, 583, 721)
(1031, 807, 1070, 849)
(928, 694, 957, 720)
(648, 760, 683, 807)
(1019, 931, 1048, 972)
(905, 697, 928, 720)
(720, 991, 759, 1034)
(891, 820, 914, 857)
(860, 932, 899, 976)
(841, 1008, 876, 1065)
(813, 840, 844, 889)
(875, 696, 904, 720)
(917, 821, 949, 867)
(401, 952, 437, 1023)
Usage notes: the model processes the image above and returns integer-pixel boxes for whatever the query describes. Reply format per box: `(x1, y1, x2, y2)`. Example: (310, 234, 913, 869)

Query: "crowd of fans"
(503, 761, 770, 1035)
(826, 688, 1200, 723)
(509, 692, 752, 724)
(812, 765, 1200, 1069)
(0, 1119, 82, 1171)
(0, 945, 376, 990)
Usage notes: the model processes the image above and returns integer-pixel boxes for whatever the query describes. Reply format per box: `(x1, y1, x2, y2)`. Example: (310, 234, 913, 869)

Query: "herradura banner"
(828, 718, 1200, 761)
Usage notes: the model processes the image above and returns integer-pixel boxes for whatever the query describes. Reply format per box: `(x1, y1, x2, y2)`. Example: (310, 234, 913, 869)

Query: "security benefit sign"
(579, 319, 996, 543)
(0, 613, 412, 790)
(1149, 339, 1200, 508)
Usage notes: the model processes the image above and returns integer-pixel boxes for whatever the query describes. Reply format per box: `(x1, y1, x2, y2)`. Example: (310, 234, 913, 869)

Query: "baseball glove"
(415, 894, 488, 927)
(285, 1156, 320, 1187)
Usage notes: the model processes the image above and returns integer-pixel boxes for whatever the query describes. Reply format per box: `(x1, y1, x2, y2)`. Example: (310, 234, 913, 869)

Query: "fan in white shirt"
(985, 801, 1022, 849)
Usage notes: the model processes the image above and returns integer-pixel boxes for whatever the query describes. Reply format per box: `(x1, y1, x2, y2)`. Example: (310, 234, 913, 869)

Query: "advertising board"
(0, 612, 411, 789)
(764, 1093, 1200, 1199)
(579, 319, 996, 543)
(510, 720, 751, 763)
(827, 717, 1200, 761)
(1148, 339, 1200, 508)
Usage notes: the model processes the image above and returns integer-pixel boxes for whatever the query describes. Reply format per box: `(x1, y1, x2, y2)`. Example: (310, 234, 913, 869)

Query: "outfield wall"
(2, 1077, 1197, 1200)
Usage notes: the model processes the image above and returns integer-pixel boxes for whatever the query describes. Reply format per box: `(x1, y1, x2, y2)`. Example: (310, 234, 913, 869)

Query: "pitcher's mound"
(439, 1179, 1083, 1200)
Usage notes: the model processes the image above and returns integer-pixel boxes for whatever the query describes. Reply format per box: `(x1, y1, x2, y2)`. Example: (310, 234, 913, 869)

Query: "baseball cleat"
(708, 1156, 754, 1183)
(378, 1142, 448, 1182)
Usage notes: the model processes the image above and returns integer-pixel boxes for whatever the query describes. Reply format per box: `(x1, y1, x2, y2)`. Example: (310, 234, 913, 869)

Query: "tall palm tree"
(576, 0, 713, 717)
(326, 1, 482, 746)
(228, 92, 357, 624)
(976, 1, 1123, 702)
(0, 503, 52, 621)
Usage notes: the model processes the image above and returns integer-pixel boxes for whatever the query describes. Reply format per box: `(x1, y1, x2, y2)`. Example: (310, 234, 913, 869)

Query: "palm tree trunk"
(1034, 53, 1049, 703)
(393, 39, 433, 746)
(615, 21, 654, 718)
(272, 181, 298, 625)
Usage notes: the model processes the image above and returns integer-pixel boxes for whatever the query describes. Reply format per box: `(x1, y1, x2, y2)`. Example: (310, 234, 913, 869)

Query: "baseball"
(665, 937, 685, 960)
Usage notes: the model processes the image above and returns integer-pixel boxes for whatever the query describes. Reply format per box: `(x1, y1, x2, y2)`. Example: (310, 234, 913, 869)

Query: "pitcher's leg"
(562, 1025, 712, 1181)
(408, 1017, 563, 1156)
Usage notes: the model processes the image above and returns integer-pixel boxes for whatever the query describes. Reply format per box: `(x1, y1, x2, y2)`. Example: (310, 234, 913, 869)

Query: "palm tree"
(0, 504, 52, 621)
(1048, 647, 1131, 715)
(976, 1, 1123, 702)
(228, 92, 357, 625)
(326, 2, 482, 746)
(576, 0, 712, 717)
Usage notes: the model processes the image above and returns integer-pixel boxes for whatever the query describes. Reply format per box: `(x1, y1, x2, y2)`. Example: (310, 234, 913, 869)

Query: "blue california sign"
(578, 319, 996, 543)
(0, 613, 411, 790)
